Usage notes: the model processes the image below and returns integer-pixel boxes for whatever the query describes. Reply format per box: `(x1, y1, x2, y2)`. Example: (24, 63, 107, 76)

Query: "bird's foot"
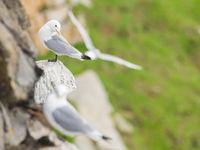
(48, 59, 57, 62)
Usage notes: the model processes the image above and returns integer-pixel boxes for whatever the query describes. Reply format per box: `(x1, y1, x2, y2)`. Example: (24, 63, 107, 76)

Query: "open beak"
(56, 30, 61, 36)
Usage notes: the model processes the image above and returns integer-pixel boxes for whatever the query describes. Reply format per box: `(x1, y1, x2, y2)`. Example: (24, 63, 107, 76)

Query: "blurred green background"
(39, 0, 200, 149)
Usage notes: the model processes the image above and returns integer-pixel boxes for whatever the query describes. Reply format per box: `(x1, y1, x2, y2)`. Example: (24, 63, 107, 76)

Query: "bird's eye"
(55, 25, 57, 27)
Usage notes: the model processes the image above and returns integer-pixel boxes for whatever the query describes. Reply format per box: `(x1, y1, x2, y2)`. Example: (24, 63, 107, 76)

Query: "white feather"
(69, 10, 143, 70)
(99, 53, 142, 70)
(43, 84, 107, 141)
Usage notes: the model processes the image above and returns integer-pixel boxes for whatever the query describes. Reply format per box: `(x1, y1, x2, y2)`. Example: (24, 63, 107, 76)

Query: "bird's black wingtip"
(102, 135, 112, 141)
(81, 54, 91, 60)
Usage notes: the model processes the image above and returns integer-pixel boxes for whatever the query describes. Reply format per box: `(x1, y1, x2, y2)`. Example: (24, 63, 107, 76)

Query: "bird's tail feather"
(81, 54, 91, 60)
(102, 135, 112, 141)
(87, 131, 111, 142)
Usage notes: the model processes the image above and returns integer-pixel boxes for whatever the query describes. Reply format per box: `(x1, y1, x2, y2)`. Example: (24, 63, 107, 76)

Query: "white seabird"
(43, 84, 110, 141)
(38, 20, 91, 62)
(69, 11, 142, 70)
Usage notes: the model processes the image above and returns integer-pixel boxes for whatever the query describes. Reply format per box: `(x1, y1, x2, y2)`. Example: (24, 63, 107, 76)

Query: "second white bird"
(69, 11, 142, 70)
(43, 84, 110, 141)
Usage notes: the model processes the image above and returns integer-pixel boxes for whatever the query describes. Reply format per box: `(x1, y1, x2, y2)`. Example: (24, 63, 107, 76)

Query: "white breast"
(38, 25, 52, 48)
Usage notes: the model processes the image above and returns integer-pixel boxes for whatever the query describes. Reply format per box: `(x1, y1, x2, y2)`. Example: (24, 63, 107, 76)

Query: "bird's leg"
(57, 135, 67, 142)
(56, 134, 74, 143)
(48, 55, 58, 62)
(55, 55, 57, 61)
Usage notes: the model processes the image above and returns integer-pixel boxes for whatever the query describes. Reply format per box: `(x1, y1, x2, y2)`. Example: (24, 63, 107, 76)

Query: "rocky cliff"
(0, 0, 41, 103)
(0, 1, 131, 150)
(0, 1, 77, 149)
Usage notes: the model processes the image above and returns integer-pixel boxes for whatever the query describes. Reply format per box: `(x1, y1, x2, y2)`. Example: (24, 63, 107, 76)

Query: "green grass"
(38, 0, 200, 149)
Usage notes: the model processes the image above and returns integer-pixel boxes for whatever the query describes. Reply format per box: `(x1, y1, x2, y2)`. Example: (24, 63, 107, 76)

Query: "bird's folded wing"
(44, 34, 82, 58)
(98, 53, 143, 70)
(52, 106, 94, 133)
(69, 11, 95, 51)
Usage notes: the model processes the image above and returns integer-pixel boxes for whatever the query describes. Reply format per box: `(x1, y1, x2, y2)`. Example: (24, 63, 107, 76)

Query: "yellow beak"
(56, 30, 61, 36)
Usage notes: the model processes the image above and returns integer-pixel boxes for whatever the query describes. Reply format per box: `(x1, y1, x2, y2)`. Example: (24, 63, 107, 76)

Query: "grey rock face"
(0, 0, 42, 147)
(4, 107, 29, 146)
(0, 0, 41, 103)
(0, 0, 80, 149)
(0, 103, 30, 149)
(2, 0, 31, 29)
(34, 60, 76, 104)
(28, 118, 51, 140)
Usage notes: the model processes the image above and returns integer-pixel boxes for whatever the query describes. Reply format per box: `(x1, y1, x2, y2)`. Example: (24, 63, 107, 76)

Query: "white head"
(54, 84, 68, 98)
(46, 19, 61, 35)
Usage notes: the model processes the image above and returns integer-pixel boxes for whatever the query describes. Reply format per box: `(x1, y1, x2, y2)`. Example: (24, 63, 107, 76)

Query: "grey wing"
(98, 53, 143, 70)
(44, 34, 82, 59)
(52, 106, 94, 134)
